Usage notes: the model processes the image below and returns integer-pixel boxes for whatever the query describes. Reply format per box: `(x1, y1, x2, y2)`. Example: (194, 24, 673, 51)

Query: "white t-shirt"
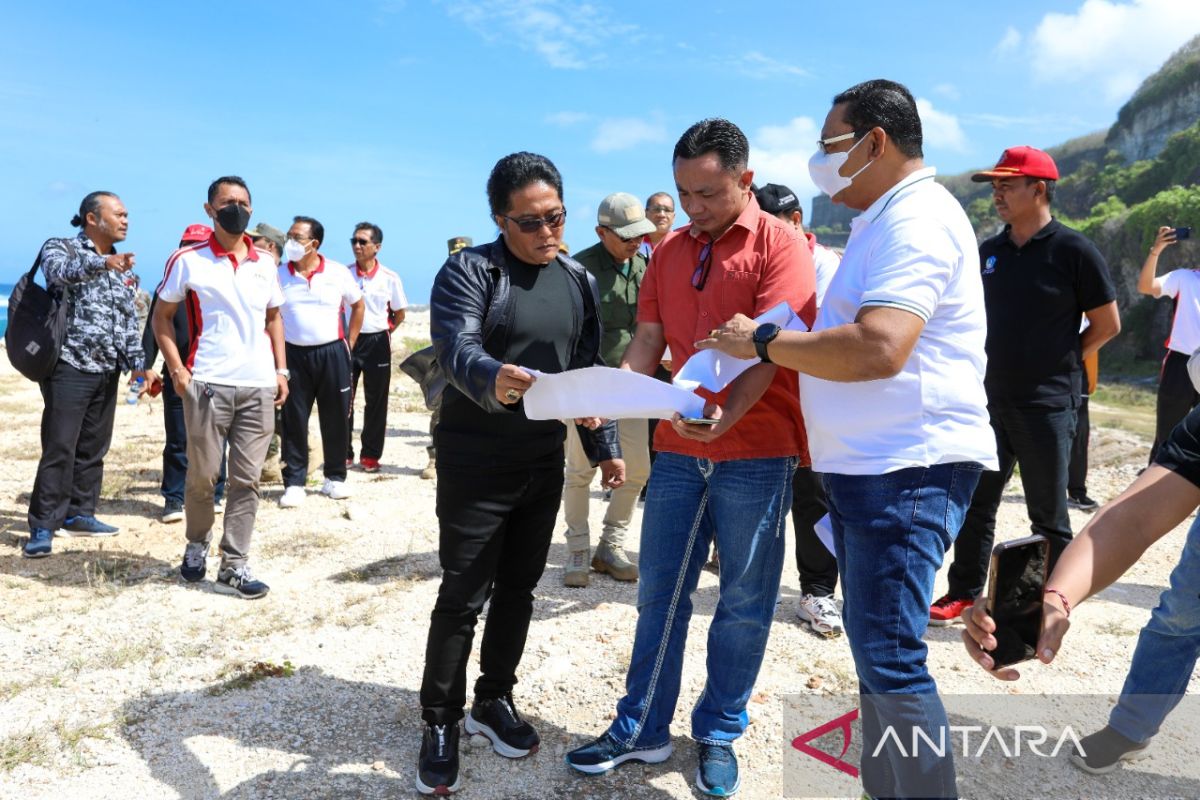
(156, 235, 284, 388)
(1161, 268, 1200, 355)
(350, 260, 408, 334)
(278, 255, 363, 346)
(799, 168, 999, 475)
(813, 241, 841, 308)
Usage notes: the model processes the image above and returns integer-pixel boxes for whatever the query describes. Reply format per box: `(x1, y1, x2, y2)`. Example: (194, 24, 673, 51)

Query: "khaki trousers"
(562, 418, 650, 551)
(182, 380, 275, 569)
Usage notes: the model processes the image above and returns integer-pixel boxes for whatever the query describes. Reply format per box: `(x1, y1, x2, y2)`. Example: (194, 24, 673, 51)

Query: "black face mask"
(215, 203, 251, 235)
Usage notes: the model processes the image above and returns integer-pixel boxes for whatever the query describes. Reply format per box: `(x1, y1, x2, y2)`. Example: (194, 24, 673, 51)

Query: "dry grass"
(207, 660, 295, 696)
(0, 729, 52, 772)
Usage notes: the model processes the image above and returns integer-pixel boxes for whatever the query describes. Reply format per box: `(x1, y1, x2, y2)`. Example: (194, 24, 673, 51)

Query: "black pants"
(948, 404, 1076, 599)
(1068, 395, 1090, 496)
(347, 330, 392, 461)
(791, 466, 836, 596)
(161, 377, 227, 504)
(420, 460, 564, 725)
(28, 361, 118, 530)
(281, 340, 352, 487)
(1150, 349, 1200, 464)
(426, 404, 440, 460)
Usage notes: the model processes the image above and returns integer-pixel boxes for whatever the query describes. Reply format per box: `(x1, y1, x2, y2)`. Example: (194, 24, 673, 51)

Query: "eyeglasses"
(288, 234, 313, 243)
(350, 238, 373, 247)
(603, 226, 641, 243)
(691, 242, 714, 291)
(647, 205, 674, 214)
(816, 131, 858, 154)
(502, 209, 567, 233)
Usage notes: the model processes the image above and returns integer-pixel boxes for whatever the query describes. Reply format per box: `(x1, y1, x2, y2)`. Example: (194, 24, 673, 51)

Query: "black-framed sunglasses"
(350, 237, 373, 247)
(691, 242, 714, 290)
(502, 209, 567, 233)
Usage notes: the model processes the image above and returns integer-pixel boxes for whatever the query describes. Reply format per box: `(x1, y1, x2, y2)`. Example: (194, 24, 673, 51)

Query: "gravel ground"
(1, 312, 1197, 799)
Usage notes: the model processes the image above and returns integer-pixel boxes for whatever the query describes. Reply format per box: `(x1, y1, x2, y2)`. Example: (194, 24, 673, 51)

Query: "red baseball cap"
(971, 146, 1059, 182)
(179, 223, 213, 245)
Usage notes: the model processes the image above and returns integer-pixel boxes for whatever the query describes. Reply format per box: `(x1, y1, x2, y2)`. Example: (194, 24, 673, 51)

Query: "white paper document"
(522, 366, 706, 421)
(521, 301, 808, 422)
(672, 302, 809, 392)
(814, 513, 836, 557)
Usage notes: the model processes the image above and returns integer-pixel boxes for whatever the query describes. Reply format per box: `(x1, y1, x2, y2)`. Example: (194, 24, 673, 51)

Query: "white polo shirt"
(799, 168, 999, 475)
(157, 234, 284, 388)
(278, 255, 363, 346)
(1162, 268, 1200, 355)
(350, 259, 408, 334)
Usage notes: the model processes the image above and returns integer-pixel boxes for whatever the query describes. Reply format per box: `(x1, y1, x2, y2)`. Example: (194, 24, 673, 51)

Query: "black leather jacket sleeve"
(429, 250, 506, 415)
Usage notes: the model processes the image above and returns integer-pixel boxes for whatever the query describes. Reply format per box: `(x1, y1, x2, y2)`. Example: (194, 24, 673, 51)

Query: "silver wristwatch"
(276, 368, 291, 380)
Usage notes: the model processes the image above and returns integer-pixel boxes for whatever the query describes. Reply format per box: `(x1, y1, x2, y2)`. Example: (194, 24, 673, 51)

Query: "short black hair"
(486, 152, 563, 217)
(207, 175, 252, 205)
(355, 222, 383, 245)
(1027, 176, 1057, 205)
(71, 191, 118, 228)
(293, 216, 325, 249)
(832, 79, 923, 159)
(672, 119, 749, 173)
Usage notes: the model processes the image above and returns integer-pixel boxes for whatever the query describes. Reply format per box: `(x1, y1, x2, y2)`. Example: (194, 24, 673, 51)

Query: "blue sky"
(2, 0, 1198, 301)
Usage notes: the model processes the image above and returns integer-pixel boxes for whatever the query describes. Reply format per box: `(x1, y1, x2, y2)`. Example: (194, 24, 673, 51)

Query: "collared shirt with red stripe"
(156, 233, 284, 388)
(278, 254, 363, 346)
(350, 258, 408, 334)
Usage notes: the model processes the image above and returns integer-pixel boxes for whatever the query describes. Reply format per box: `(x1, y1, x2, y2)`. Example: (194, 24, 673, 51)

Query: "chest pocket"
(237, 269, 275, 312)
(717, 268, 761, 322)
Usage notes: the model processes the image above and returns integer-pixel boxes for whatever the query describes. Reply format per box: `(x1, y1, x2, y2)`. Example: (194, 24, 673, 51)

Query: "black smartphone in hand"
(985, 534, 1050, 668)
(1175, 226, 1192, 240)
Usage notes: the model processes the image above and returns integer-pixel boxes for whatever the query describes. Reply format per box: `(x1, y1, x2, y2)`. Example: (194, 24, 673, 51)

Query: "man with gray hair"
(561, 192, 655, 587)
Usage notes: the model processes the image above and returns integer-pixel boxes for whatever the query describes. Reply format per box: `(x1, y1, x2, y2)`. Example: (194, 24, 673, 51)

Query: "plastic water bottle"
(126, 377, 144, 405)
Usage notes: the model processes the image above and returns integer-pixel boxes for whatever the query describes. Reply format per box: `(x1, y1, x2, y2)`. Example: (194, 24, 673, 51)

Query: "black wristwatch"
(753, 322, 781, 363)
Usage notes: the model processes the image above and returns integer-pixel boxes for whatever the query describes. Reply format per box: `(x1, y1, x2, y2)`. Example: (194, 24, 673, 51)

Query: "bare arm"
(1080, 301, 1120, 360)
(347, 298, 365, 350)
(697, 305, 925, 382)
(152, 299, 189, 392)
(619, 321, 667, 376)
(1137, 226, 1178, 298)
(390, 308, 406, 327)
(266, 306, 289, 406)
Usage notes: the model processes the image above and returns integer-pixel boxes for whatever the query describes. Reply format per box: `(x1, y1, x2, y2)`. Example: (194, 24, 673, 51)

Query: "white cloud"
(1023, 0, 1200, 102)
(748, 117, 821, 215)
(916, 98, 968, 153)
(994, 25, 1022, 54)
(545, 111, 590, 127)
(591, 117, 668, 153)
(442, 0, 639, 70)
(730, 51, 810, 80)
(934, 83, 960, 101)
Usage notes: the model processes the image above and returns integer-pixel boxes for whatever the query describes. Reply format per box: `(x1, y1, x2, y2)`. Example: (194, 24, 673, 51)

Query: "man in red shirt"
(566, 118, 815, 796)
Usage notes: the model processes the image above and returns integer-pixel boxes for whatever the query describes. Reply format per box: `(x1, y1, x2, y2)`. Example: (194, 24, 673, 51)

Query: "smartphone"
(680, 417, 719, 425)
(984, 534, 1050, 668)
(1174, 227, 1192, 240)
(148, 377, 163, 398)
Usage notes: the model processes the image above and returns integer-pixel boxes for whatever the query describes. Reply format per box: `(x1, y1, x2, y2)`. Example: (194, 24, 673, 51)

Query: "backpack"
(5, 246, 70, 382)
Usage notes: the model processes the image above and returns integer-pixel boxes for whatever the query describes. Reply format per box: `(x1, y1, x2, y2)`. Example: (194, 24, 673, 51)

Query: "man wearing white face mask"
(697, 79, 996, 800)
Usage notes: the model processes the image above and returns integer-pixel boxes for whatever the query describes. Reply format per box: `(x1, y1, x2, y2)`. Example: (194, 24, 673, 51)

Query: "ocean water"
(0, 282, 10, 338)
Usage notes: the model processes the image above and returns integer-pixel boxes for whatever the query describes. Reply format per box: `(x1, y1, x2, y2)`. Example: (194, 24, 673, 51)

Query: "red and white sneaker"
(929, 594, 973, 626)
(360, 457, 381, 473)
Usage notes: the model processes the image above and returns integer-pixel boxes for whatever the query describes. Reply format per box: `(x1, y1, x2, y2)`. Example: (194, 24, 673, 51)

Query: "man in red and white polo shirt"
(346, 221, 408, 472)
(152, 175, 288, 599)
(277, 215, 365, 508)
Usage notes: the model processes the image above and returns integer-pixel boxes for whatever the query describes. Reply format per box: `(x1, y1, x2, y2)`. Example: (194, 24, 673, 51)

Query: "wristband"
(1044, 588, 1071, 618)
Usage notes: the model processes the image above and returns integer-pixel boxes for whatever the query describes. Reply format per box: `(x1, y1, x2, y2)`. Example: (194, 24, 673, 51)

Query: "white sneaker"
(279, 485, 306, 508)
(796, 593, 844, 637)
(320, 479, 352, 500)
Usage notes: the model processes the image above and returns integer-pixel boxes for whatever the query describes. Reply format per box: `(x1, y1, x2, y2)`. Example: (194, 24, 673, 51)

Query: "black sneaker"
(162, 500, 185, 524)
(465, 694, 540, 757)
(1067, 493, 1100, 512)
(61, 515, 119, 537)
(416, 722, 461, 795)
(180, 542, 209, 583)
(214, 564, 270, 599)
(1070, 725, 1151, 774)
(23, 528, 53, 559)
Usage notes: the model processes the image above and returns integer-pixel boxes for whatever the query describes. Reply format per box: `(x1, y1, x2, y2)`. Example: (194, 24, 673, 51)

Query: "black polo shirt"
(980, 218, 1115, 408)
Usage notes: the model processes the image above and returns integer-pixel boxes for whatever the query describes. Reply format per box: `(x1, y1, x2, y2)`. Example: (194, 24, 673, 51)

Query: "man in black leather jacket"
(414, 151, 624, 796)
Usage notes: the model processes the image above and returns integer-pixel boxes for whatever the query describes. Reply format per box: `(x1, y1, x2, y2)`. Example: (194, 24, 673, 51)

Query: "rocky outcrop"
(1106, 35, 1200, 163)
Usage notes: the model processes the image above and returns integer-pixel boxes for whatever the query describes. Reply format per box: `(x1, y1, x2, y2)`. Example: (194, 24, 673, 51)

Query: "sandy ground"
(1, 309, 1197, 799)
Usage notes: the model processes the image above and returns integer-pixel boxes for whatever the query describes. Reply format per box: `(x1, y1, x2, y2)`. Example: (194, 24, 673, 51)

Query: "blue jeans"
(608, 452, 794, 748)
(825, 461, 983, 800)
(1108, 512, 1200, 743)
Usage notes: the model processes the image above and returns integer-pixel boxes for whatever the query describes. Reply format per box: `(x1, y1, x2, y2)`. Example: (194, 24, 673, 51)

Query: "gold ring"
(709, 328, 719, 337)
(505, 388, 521, 401)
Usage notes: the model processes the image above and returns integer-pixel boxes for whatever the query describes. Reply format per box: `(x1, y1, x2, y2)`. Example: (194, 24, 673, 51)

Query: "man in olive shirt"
(561, 192, 656, 586)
